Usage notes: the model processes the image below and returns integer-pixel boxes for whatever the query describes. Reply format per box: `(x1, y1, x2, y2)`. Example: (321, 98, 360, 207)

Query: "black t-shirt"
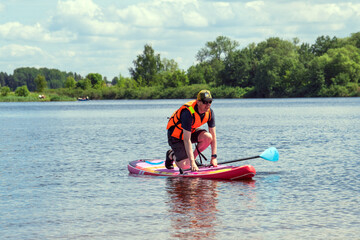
(179, 104, 215, 131)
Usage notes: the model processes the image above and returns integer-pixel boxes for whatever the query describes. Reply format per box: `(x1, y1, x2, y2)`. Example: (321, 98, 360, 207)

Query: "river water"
(0, 98, 359, 239)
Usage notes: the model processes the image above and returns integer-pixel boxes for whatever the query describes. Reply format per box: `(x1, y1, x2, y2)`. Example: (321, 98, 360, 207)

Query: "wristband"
(211, 154, 217, 158)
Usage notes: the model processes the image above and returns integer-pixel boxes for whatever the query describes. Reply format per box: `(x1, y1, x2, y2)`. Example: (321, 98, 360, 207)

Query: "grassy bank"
(49, 84, 253, 100)
(0, 92, 76, 102)
(1, 83, 359, 102)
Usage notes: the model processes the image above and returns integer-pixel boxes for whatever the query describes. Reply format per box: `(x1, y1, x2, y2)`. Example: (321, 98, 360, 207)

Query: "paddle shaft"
(217, 155, 260, 165)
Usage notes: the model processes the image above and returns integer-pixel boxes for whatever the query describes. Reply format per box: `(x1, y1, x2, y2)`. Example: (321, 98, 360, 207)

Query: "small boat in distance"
(78, 96, 89, 101)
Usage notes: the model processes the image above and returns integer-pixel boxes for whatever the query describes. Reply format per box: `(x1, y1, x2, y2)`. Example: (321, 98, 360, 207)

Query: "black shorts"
(168, 128, 206, 162)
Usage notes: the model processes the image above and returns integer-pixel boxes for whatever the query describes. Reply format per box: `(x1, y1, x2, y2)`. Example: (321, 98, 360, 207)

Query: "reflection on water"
(165, 178, 258, 239)
(165, 178, 219, 239)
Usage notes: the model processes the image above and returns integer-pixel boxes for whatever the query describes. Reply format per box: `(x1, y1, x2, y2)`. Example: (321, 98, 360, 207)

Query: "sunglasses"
(202, 100, 212, 104)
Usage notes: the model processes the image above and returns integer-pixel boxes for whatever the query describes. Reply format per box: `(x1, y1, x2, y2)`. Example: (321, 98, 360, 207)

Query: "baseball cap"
(197, 90, 212, 101)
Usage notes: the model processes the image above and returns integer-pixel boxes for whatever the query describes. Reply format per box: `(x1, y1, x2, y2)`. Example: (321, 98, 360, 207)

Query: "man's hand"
(191, 161, 199, 171)
(211, 158, 218, 167)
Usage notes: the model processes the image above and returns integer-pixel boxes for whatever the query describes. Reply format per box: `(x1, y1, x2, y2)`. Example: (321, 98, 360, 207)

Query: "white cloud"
(51, 0, 128, 36)
(183, 11, 208, 27)
(288, 2, 360, 23)
(117, 5, 165, 27)
(57, 0, 102, 18)
(0, 22, 76, 42)
(245, 1, 265, 12)
(211, 2, 234, 22)
(0, 22, 41, 39)
(0, 44, 44, 58)
(59, 50, 76, 58)
(116, 0, 208, 28)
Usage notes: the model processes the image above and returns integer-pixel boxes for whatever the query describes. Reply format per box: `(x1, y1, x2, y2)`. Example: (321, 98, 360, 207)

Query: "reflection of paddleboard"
(128, 159, 256, 180)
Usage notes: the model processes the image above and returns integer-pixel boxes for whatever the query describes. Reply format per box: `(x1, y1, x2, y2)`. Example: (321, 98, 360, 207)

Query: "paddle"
(181, 147, 279, 173)
(217, 147, 279, 165)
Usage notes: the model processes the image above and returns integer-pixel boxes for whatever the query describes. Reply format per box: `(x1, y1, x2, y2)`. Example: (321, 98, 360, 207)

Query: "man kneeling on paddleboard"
(166, 90, 218, 172)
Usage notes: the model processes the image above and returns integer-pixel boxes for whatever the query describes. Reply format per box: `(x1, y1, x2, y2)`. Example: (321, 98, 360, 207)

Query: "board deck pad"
(128, 159, 256, 180)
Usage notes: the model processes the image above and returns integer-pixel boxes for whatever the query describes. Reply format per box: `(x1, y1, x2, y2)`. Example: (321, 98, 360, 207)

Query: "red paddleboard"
(128, 159, 256, 180)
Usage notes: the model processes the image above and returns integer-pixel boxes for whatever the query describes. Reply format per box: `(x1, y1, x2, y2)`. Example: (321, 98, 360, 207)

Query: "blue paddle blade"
(260, 147, 279, 161)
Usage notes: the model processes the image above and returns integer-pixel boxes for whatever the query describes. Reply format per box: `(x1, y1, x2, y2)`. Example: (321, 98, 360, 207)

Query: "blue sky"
(0, 0, 359, 79)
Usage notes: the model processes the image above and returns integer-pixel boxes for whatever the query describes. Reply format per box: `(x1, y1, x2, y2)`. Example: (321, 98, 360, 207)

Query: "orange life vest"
(166, 100, 211, 139)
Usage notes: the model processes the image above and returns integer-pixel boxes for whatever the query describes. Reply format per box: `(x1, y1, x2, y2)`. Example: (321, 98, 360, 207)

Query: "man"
(166, 90, 218, 172)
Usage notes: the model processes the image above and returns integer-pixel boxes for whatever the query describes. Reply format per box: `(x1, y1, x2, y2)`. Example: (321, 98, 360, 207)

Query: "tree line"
(1, 32, 360, 99)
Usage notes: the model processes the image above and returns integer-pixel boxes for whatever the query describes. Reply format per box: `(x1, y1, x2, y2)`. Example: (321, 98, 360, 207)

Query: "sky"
(0, 0, 359, 80)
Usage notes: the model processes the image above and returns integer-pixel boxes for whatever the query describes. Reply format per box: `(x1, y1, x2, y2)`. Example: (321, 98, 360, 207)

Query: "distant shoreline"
(1, 91, 359, 102)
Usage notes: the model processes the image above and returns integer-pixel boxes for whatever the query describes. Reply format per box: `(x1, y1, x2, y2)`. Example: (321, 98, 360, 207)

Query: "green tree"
(252, 37, 305, 97)
(196, 36, 240, 62)
(111, 76, 119, 85)
(347, 32, 360, 48)
(221, 45, 256, 88)
(39, 68, 66, 89)
(15, 85, 30, 97)
(154, 57, 186, 87)
(86, 73, 104, 89)
(187, 65, 207, 85)
(187, 62, 221, 86)
(70, 72, 83, 82)
(253, 54, 279, 97)
(13, 67, 39, 91)
(298, 43, 315, 67)
(76, 78, 92, 90)
(160, 70, 189, 88)
(311, 35, 340, 56)
(0, 72, 15, 90)
(192, 36, 239, 87)
(0, 72, 6, 87)
(278, 56, 307, 97)
(65, 76, 76, 89)
(254, 37, 297, 60)
(129, 44, 163, 87)
(1, 86, 10, 96)
(302, 58, 326, 96)
(322, 45, 360, 86)
(116, 75, 138, 89)
(162, 58, 179, 72)
(34, 74, 47, 92)
(11, 67, 67, 91)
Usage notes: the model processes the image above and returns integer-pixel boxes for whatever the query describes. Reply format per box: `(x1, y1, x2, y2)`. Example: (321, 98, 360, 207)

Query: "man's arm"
(183, 129, 199, 171)
(209, 127, 218, 167)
